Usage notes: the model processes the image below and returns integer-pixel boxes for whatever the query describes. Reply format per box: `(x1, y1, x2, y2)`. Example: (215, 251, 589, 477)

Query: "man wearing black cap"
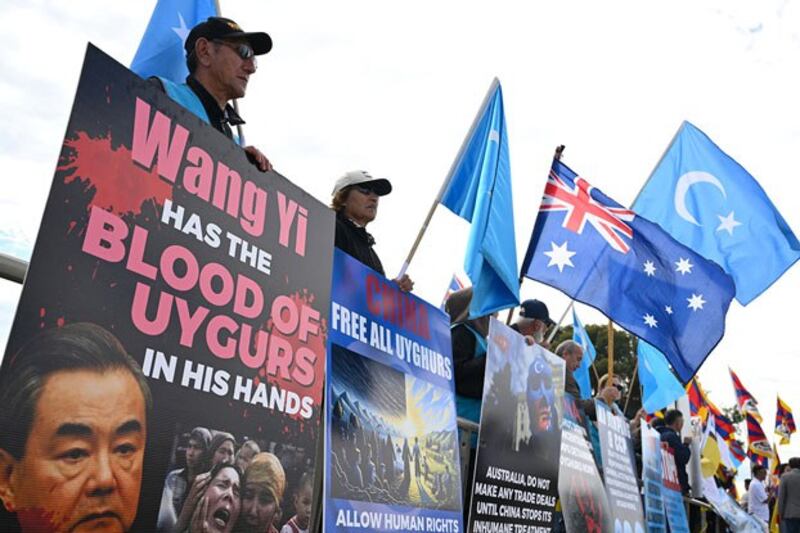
(155, 16, 273, 172)
(330, 170, 413, 292)
(511, 299, 555, 348)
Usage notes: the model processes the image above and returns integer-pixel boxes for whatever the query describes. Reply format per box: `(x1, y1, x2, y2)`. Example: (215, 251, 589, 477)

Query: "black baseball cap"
(519, 299, 555, 326)
(185, 17, 272, 56)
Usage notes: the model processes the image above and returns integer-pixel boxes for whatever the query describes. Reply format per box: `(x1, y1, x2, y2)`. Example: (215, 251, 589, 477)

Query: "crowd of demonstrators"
(331, 170, 414, 292)
(157, 427, 313, 533)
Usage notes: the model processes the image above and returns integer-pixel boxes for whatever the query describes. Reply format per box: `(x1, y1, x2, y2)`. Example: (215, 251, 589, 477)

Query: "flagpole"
(397, 78, 501, 279)
(607, 320, 614, 380)
(630, 121, 684, 207)
(213, 0, 247, 145)
(506, 145, 567, 327)
(623, 359, 638, 415)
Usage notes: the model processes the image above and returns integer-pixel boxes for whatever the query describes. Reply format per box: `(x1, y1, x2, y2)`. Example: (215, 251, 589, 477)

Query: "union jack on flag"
(540, 169, 635, 253)
(522, 158, 735, 383)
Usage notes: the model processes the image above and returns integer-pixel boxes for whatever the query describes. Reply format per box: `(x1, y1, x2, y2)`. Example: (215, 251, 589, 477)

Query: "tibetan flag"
(440, 274, 466, 311)
(687, 377, 724, 423)
(571, 309, 596, 399)
(632, 121, 800, 305)
(131, 0, 218, 82)
(775, 396, 796, 445)
(747, 413, 773, 466)
(440, 79, 519, 317)
(729, 368, 762, 422)
(521, 159, 734, 383)
(729, 439, 746, 467)
(714, 414, 735, 442)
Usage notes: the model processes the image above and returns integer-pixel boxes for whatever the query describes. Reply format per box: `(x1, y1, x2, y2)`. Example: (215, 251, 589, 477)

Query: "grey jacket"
(779, 469, 800, 519)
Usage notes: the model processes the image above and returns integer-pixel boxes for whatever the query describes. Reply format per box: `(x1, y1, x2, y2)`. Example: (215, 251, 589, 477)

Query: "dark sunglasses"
(352, 184, 378, 195)
(214, 40, 256, 62)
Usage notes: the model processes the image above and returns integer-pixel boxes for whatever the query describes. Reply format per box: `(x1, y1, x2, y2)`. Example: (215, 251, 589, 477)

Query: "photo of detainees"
(157, 425, 314, 533)
(329, 345, 461, 511)
(480, 321, 564, 473)
(0, 323, 152, 533)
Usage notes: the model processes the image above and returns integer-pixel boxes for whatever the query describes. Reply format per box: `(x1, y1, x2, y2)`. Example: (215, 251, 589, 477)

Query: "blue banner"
(325, 250, 463, 532)
(641, 425, 667, 532)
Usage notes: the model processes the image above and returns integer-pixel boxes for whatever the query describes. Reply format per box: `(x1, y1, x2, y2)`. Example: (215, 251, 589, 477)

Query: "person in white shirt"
(748, 465, 772, 524)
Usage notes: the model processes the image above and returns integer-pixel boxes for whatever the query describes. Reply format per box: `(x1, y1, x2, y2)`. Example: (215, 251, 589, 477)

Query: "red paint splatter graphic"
(256, 289, 327, 419)
(58, 131, 172, 216)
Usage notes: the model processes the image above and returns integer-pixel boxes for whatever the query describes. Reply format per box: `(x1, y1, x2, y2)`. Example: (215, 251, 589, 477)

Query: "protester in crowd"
(446, 287, 492, 426)
(553, 340, 620, 419)
(237, 452, 287, 533)
(330, 170, 413, 291)
(159, 426, 214, 530)
(740, 478, 751, 511)
(0, 323, 152, 533)
(207, 432, 238, 468)
(280, 471, 313, 533)
(749, 464, 772, 525)
(152, 17, 273, 171)
(510, 299, 554, 348)
(656, 409, 692, 494)
(236, 440, 261, 473)
(779, 457, 800, 533)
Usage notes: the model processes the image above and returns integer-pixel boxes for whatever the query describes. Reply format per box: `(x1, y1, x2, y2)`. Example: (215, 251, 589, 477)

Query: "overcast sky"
(1, 0, 799, 465)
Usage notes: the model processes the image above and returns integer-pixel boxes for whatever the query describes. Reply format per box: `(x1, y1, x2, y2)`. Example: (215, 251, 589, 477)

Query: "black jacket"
(334, 211, 384, 275)
(657, 425, 691, 493)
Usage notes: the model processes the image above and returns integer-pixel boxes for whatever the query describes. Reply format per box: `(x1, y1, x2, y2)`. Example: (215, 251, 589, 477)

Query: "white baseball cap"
(332, 170, 393, 196)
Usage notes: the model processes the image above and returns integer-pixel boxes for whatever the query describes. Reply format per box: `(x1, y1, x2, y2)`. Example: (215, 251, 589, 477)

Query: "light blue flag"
(131, 0, 217, 82)
(633, 121, 800, 305)
(439, 79, 519, 317)
(637, 339, 685, 413)
(571, 309, 596, 400)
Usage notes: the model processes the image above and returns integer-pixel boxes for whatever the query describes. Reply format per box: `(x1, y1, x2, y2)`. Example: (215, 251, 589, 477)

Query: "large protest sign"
(595, 401, 645, 533)
(660, 444, 690, 533)
(325, 249, 463, 533)
(558, 394, 613, 533)
(641, 425, 666, 532)
(468, 318, 564, 532)
(0, 45, 333, 532)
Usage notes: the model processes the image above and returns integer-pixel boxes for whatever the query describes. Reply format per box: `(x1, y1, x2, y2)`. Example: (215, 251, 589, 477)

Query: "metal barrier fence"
(0, 252, 26, 284)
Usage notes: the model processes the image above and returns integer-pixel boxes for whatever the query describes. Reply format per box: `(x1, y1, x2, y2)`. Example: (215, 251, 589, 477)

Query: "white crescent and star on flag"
(673, 170, 742, 236)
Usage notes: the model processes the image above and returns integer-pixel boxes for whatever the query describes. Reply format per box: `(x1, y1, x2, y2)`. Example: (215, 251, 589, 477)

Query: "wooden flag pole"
(607, 319, 614, 380)
(397, 78, 500, 279)
(623, 359, 638, 414)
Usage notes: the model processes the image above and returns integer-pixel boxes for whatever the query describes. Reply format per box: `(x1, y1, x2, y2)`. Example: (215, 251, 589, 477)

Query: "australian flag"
(522, 159, 735, 383)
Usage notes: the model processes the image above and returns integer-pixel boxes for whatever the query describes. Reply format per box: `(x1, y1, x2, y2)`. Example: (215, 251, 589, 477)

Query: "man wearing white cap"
(331, 170, 413, 292)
